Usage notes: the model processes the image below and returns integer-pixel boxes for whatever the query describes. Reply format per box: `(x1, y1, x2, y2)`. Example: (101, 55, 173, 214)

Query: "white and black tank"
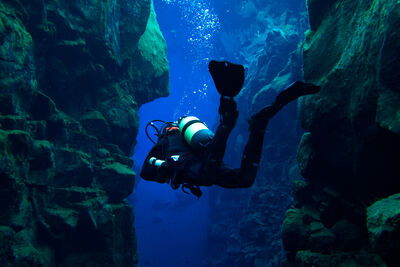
(178, 116, 214, 152)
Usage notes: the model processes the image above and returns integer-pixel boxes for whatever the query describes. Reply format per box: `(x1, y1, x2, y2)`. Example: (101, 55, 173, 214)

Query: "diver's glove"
(209, 60, 245, 97)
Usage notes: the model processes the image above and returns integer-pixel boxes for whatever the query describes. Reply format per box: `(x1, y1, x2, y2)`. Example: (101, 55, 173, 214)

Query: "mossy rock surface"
(294, 250, 386, 267)
(283, 0, 400, 265)
(0, 0, 168, 265)
(299, 0, 400, 193)
(97, 163, 135, 203)
(367, 193, 400, 265)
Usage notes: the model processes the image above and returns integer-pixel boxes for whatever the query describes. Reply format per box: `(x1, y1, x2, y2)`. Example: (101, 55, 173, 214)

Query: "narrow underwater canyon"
(0, 0, 399, 266)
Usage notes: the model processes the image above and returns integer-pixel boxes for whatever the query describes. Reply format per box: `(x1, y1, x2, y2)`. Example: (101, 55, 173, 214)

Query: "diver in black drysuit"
(140, 60, 320, 197)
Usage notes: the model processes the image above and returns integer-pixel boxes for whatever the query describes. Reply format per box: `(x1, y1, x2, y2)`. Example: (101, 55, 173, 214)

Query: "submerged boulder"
(282, 208, 309, 252)
(367, 193, 400, 265)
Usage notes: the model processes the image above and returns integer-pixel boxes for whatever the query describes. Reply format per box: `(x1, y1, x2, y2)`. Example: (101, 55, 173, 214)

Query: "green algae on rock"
(367, 193, 400, 265)
(0, 0, 169, 266)
(136, 0, 170, 104)
(299, 0, 400, 193)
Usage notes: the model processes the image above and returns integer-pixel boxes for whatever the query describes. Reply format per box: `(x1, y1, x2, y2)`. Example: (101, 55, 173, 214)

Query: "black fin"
(248, 105, 280, 131)
(248, 82, 321, 131)
(275, 81, 321, 106)
(209, 60, 245, 97)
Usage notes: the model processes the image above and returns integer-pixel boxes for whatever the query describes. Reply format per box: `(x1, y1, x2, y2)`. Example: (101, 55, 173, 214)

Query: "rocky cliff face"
(0, 0, 168, 266)
(282, 0, 400, 265)
(205, 1, 308, 266)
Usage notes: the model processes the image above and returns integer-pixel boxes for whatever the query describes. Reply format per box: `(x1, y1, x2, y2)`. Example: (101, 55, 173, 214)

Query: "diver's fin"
(248, 104, 280, 132)
(248, 82, 320, 131)
(209, 60, 245, 97)
(275, 81, 321, 107)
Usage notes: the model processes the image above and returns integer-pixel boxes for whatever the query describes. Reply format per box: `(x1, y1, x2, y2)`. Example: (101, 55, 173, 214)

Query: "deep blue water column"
(132, 1, 221, 266)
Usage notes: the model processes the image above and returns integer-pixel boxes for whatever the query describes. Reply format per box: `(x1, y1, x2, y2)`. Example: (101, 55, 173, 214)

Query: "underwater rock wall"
(0, 0, 168, 266)
(205, 1, 308, 266)
(282, 0, 400, 266)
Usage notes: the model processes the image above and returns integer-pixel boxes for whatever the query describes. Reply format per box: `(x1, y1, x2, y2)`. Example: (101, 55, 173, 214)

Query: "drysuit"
(140, 81, 320, 197)
(140, 61, 320, 197)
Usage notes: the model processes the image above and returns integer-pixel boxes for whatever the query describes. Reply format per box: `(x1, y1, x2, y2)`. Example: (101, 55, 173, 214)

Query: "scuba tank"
(144, 117, 214, 151)
(178, 116, 214, 152)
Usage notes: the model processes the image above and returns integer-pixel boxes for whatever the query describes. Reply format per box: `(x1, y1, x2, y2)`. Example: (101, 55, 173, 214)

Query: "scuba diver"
(140, 60, 320, 198)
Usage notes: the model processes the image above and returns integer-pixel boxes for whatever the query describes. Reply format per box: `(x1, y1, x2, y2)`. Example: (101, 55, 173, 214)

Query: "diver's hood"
(208, 60, 245, 97)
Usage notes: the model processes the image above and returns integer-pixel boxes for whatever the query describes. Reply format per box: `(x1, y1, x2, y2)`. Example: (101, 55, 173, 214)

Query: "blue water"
(132, 1, 224, 266)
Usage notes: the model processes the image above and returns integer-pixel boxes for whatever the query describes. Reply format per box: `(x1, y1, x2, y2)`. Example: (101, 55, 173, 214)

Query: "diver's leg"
(203, 96, 238, 174)
(215, 81, 321, 188)
(231, 104, 280, 187)
(210, 105, 280, 188)
(203, 59, 244, 172)
(212, 165, 242, 188)
(275, 81, 320, 107)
